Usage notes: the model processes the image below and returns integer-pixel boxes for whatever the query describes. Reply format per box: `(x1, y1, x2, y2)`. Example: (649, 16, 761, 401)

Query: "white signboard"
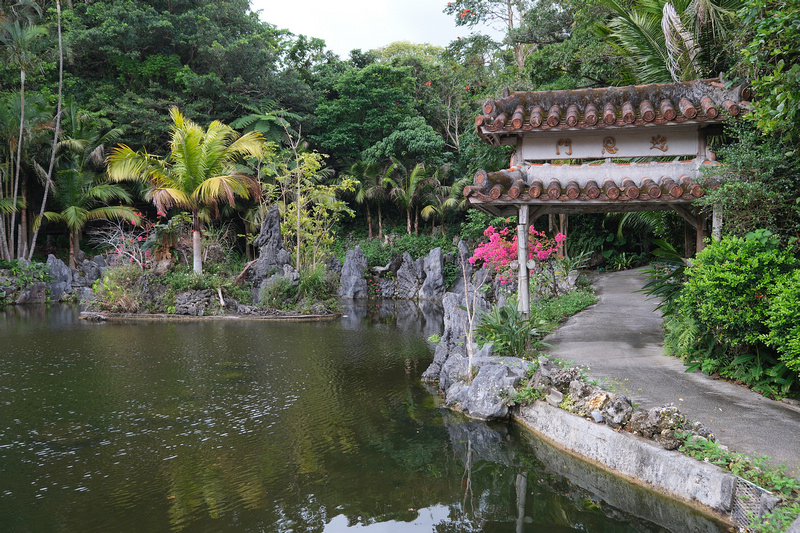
(520, 126, 700, 161)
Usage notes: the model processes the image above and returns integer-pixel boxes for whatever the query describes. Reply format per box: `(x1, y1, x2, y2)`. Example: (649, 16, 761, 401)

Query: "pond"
(0, 302, 728, 532)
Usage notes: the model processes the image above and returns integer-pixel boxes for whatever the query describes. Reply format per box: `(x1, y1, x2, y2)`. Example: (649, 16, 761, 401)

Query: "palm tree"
(597, 0, 741, 83)
(37, 104, 125, 268)
(229, 101, 301, 146)
(421, 165, 457, 236)
(108, 107, 265, 274)
(383, 158, 429, 235)
(348, 160, 386, 239)
(39, 172, 139, 269)
(28, 0, 65, 262)
(0, 6, 46, 258)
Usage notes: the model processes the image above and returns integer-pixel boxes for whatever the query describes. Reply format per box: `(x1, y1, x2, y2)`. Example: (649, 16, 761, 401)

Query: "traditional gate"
(465, 79, 750, 314)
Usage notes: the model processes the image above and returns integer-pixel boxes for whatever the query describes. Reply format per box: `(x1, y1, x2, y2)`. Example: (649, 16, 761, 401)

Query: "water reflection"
(0, 303, 726, 533)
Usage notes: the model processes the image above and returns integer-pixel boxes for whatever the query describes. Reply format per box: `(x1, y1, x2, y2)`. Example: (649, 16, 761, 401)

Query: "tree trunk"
(406, 208, 412, 235)
(366, 203, 373, 239)
(28, 0, 64, 261)
(377, 206, 383, 240)
(192, 211, 203, 274)
(9, 69, 26, 258)
(68, 230, 76, 269)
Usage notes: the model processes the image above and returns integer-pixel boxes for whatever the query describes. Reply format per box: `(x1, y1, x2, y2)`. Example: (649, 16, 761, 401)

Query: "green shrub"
(530, 288, 598, 325)
(667, 230, 800, 397)
(0, 259, 51, 289)
(458, 210, 512, 242)
(678, 230, 796, 349)
(259, 276, 296, 310)
(765, 269, 800, 373)
(259, 266, 339, 314)
(475, 297, 549, 358)
(93, 263, 143, 313)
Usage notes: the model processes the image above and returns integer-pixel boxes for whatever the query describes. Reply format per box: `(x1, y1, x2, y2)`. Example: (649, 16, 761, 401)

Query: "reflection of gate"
(466, 79, 749, 314)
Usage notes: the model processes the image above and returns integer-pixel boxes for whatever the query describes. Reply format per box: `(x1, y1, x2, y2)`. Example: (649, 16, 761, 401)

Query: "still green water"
(0, 302, 726, 532)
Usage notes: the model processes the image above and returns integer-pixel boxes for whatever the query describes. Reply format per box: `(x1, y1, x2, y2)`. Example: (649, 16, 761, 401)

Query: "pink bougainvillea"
(469, 225, 565, 284)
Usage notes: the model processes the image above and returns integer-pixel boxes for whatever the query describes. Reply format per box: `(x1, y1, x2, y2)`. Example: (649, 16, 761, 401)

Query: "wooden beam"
(671, 205, 698, 228)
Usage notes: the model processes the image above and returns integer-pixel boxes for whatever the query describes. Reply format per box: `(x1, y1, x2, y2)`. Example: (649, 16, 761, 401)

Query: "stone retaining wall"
(514, 400, 737, 518)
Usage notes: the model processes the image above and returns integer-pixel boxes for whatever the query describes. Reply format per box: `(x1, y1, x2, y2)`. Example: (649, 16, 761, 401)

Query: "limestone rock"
(16, 281, 46, 304)
(46, 255, 72, 300)
(418, 247, 445, 300)
(395, 252, 423, 300)
(601, 394, 633, 429)
(324, 254, 342, 274)
(460, 362, 525, 419)
(628, 405, 686, 447)
(74, 287, 96, 303)
(174, 289, 214, 316)
(338, 246, 368, 299)
(249, 206, 293, 282)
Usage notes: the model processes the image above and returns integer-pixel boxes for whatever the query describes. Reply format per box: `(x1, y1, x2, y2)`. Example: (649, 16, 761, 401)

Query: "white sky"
(250, 0, 498, 58)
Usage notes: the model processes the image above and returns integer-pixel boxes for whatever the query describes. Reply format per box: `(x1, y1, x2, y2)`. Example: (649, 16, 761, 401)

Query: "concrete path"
(544, 267, 800, 478)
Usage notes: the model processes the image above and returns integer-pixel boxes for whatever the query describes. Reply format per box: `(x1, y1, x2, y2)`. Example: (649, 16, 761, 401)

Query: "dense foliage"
(0, 0, 796, 391)
(652, 231, 800, 397)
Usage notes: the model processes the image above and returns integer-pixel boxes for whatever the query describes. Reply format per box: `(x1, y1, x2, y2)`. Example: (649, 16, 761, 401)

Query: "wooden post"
(518, 205, 530, 317)
(712, 204, 722, 242)
(696, 212, 705, 253)
(558, 213, 568, 259)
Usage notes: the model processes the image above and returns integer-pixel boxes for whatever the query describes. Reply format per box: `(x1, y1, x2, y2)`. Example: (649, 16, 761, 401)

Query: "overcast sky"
(250, 0, 499, 58)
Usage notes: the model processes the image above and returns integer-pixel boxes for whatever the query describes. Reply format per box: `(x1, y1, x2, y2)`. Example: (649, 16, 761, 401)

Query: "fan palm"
(229, 101, 301, 146)
(107, 107, 265, 274)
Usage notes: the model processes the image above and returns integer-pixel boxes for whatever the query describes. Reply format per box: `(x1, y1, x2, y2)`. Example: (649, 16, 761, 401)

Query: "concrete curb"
(514, 400, 737, 520)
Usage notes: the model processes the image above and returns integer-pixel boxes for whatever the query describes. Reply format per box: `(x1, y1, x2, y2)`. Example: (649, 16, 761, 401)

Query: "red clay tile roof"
(465, 160, 720, 215)
(475, 79, 749, 145)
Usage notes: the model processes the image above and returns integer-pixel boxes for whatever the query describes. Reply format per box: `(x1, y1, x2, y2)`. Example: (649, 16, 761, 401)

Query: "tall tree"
(444, 0, 533, 75)
(107, 107, 265, 274)
(312, 62, 417, 165)
(0, 1, 46, 259)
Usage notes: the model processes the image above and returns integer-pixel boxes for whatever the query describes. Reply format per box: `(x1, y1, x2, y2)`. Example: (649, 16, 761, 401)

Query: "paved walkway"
(544, 267, 800, 478)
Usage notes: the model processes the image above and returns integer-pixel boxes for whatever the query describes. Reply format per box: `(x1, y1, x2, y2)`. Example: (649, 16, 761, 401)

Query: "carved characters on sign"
(519, 127, 698, 159)
(650, 135, 669, 152)
(601, 136, 618, 155)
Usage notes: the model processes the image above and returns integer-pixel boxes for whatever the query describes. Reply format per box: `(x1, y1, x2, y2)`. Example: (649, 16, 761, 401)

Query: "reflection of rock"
(442, 413, 517, 467)
(337, 299, 444, 338)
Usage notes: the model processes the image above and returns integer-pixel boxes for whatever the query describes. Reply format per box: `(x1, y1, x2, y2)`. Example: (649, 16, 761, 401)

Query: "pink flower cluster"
(469, 225, 565, 284)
